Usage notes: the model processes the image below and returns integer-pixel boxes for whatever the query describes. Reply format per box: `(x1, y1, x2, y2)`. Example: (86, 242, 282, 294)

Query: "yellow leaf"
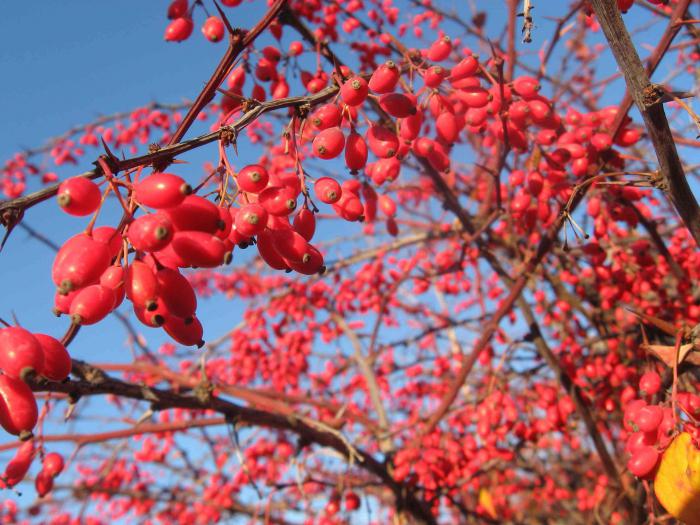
(478, 487, 497, 520)
(654, 432, 700, 525)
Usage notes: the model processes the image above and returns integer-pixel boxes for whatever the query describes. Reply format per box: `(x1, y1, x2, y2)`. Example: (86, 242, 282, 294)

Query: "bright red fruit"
(57, 177, 101, 216)
(369, 60, 400, 93)
(69, 284, 116, 325)
(427, 36, 452, 61)
(639, 371, 661, 397)
(235, 204, 269, 237)
(171, 231, 229, 268)
(366, 125, 399, 158)
(167, 0, 188, 19)
(293, 207, 316, 241)
(340, 76, 369, 106)
(379, 93, 416, 118)
(156, 267, 197, 319)
(52, 233, 112, 294)
(627, 446, 659, 478)
(314, 177, 342, 204)
(134, 173, 191, 209)
(2, 440, 35, 487)
(127, 212, 173, 252)
(33, 333, 71, 381)
(43, 452, 65, 477)
(164, 17, 194, 42)
(313, 127, 345, 159)
(202, 16, 224, 42)
(163, 315, 204, 347)
(126, 260, 159, 311)
(0, 327, 44, 379)
(0, 374, 38, 438)
(35, 470, 54, 497)
(310, 104, 342, 130)
(345, 131, 368, 171)
(345, 491, 361, 511)
(258, 186, 298, 216)
(164, 195, 223, 233)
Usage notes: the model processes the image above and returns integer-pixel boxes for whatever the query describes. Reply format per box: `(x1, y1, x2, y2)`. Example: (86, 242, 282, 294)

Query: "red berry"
(0, 374, 38, 438)
(427, 36, 452, 61)
(293, 207, 316, 241)
(258, 186, 298, 216)
(0, 327, 44, 380)
(379, 93, 416, 118)
(310, 104, 342, 130)
(100, 265, 126, 307)
(257, 229, 290, 270)
(70, 284, 116, 325)
(171, 231, 229, 268)
(42, 452, 65, 477)
(639, 371, 661, 397)
(366, 125, 399, 158)
(626, 446, 659, 478)
(35, 470, 54, 497)
(202, 16, 225, 42)
(345, 131, 368, 171)
(164, 17, 194, 42)
(33, 334, 71, 382)
(126, 260, 159, 311)
(314, 177, 342, 204)
(345, 492, 361, 511)
(155, 267, 197, 319)
(450, 56, 479, 81)
(235, 204, 269, 237)
(57, 177, 101, 216)
(369, 60, 400, 93)
(313, 127, 345, 159)
(636, 405, 664, 433)
(512, 76, 541, 98)
(127, 212, 173, 252)
(288, 41, 303, 56)
(167, 0, 188, 19)
(163, 315, 204, 347)
(134, 173, 191, 209)
(3, 440, 35, 487)
(164, 195, 224, 233)
(340, 76, 369, 107)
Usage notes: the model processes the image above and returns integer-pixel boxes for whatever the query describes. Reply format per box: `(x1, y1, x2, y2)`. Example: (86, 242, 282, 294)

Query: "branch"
(590, 0, 700, 246)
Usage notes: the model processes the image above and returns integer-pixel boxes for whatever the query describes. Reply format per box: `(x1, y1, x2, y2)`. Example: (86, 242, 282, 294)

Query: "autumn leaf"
(654, 432, 700, 525)
(478, 487, 498, 520)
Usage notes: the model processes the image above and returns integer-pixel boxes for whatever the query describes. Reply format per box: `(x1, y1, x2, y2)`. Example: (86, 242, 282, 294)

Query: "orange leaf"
(654, 432, 700, 525)
(478, 487, 497, 520)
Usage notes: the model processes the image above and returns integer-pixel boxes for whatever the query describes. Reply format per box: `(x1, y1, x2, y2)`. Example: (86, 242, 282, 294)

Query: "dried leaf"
(478, 487, 497, 520)
(641, 343, 700, 368)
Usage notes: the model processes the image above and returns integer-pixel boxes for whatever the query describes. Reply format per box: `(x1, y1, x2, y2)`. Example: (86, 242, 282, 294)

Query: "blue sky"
(0, 0, 698, 518)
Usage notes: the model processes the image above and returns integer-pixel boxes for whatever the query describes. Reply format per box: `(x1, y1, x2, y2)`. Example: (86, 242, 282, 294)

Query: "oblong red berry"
(366, 125, 399, 158)
(369, 60, 400, 94)
(293, 207, 316, 241)
(234, 203, 269, 237)
(310, 104, 342, 130)
(164, 17, 194, 42)
(126, 260, 159, 311)
(313, 127, 345, 160)
(627, 446, 659, 478)
(202, 16, 224, 42)
(52, 233, 112, 294)
(257, 229, 290, 270)
(258, 186, 298, 216)
(314, 177, 342, 204)
(3, 440, 35, 487)
(379, 93, 416, 118)
(134, 173, 191, 209)
(33, 334, 71, 382)
(0, 327, 44, 380)
(69, 284, 116, 325)
(156, 268, 197, 319)
(100, 265, 126, 308)
(43, 452, 64, 477)
(237, 164, 269, 193)
(164, 195, 223, 233)
(340, 76, 369, 107)
(171, 231, 228, 268)
(163, 315, 204, 347)
(345, 131, 368, 171)
(127, 212, 173, 252)
(427, 36, 452, 61)
(57, 177, 101, 216)
(0, 374, 38, 438)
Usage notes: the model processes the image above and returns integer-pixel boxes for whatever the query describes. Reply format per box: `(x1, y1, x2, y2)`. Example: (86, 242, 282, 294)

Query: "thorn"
(211, 0, 237, 39)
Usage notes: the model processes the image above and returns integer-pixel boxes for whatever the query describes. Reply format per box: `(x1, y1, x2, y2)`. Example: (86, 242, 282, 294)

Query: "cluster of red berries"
(0, 326, 71, 438)
(1, 440, 64, 497)
(622, 370, 678, 479)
